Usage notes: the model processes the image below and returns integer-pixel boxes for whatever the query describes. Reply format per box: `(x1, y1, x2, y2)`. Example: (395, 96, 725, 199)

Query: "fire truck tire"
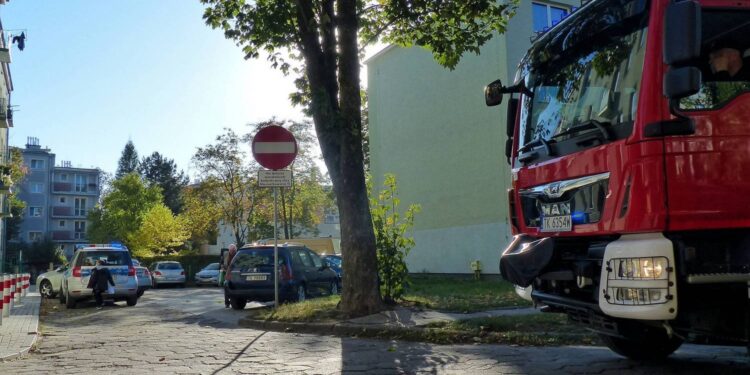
(599, 333, 683, 360)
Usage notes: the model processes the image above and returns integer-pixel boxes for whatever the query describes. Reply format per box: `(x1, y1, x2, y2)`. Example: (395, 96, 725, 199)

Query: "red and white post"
(6, 274, 14, 314)
(24, 274, 29, 297)
(0, 275, 4, 325)
(14, 273, 21, 303)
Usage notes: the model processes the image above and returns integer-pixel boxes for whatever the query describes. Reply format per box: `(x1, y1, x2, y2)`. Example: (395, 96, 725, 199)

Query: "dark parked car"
(321, 255, 342, 292)
(224, 244, 339, 309)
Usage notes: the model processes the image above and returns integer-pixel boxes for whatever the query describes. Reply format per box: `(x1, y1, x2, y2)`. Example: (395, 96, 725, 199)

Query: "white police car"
(59, 243, 139, 308)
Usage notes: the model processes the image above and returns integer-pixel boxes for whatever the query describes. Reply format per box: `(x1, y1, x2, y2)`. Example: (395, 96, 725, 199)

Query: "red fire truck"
(487, 0, 750, 359)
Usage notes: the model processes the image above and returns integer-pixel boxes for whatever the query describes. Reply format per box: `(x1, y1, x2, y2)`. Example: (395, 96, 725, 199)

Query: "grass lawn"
(250, 274, 531, 322)
(250, 295, 345, 322)
(403, 274, 532, 312)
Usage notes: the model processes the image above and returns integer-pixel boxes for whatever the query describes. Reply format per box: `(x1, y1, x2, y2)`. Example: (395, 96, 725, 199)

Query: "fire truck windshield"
(517, 0, 648, 163)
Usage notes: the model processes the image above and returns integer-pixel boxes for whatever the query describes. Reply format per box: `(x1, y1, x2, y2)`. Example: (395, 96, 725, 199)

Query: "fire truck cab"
(488, 0, 750, 359)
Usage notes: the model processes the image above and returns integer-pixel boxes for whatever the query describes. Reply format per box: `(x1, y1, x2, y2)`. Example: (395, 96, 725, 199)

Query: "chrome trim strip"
(519, 172, 611, 199)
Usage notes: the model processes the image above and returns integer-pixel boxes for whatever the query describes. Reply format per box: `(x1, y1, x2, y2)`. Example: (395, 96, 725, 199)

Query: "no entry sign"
(252, 125, 298, 170)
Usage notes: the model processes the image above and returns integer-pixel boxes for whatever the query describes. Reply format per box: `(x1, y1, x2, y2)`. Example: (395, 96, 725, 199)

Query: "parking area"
(0, 287, 747, 374)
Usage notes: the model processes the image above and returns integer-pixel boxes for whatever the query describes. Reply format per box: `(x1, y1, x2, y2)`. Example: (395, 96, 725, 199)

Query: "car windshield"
(158, 263, 182, 270)
(518, 0, 648, 163)
(232, 249, 284, 270)
(77, 251, 130, 266)
(203, 263, 220, 271)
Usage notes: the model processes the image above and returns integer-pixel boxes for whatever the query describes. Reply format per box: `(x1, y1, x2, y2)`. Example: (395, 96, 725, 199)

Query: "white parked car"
(36, 265, 68, 299)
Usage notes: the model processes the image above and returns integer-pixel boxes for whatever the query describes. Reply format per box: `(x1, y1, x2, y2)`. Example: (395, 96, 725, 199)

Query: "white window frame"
(30, 206, 42, 217)
(74, 221, 86, 239)
(75, 174, 87, 192)
(60, 173, 68, 181)
(75, 198, 87, 217)
(30, 159, 45, 170)
(28, 231, 43, 242)
(533, 2, 571, 31)
(31, 183, 44, 193)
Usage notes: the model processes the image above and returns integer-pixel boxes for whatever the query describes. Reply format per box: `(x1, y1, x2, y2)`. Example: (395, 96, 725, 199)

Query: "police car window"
(76, 251, 128, 266)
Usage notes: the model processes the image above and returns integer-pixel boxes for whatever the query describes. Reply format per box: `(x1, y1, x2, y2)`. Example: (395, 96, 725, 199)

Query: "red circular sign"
(252, 125, 298, 170)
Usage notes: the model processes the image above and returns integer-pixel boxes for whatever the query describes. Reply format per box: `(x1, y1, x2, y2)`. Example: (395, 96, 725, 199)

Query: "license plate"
(246, 275, 267, 281)
(541, 215, 572, 232)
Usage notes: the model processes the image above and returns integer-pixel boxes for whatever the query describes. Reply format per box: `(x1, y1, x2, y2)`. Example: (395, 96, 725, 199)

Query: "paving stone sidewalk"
(0, 286, 41, 361)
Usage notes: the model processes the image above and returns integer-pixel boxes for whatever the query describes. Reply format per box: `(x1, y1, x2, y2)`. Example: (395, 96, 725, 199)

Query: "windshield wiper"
(518, 137, 555, 155)
(550, 120, 613, 141)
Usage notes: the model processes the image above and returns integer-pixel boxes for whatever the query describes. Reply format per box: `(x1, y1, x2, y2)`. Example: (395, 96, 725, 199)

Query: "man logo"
(544, 183, 564, 198)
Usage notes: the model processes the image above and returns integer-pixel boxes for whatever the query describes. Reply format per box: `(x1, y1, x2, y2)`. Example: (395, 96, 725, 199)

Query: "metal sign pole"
(273, 186, 279, 309)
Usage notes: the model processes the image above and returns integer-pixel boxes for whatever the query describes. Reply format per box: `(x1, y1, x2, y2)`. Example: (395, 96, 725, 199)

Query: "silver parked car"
(36, 265, 68, 299)
(60, 244, 139, 308)
(194, 263, 220, 286)
(151, 261, 186, 288)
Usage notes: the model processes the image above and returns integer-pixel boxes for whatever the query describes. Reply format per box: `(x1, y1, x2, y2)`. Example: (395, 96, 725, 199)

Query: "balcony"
(52, 206, 72, 217)
(51, 206, 87, 218)
(52, 231, 72, 241)
(53, 182, 73, 192)
(0, 98, 11, 129)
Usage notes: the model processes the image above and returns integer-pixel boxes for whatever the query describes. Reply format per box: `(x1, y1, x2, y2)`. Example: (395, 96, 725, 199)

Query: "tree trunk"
(335, 0, 382, 317)
(294, 0, 382, 317)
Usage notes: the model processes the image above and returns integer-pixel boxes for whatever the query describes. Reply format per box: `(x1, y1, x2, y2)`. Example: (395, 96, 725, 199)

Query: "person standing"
(223, 244, 238, 308)
(87, 260, 115, 310)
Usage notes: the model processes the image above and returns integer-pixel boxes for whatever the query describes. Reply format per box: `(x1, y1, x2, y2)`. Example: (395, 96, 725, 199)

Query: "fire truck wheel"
(599, 332, 683, 360)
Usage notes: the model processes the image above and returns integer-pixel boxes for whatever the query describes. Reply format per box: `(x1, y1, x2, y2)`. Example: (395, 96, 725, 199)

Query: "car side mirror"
(664, 66, 701, 99)
(485, 79, 504, 106)
(663, 0, 701, 65)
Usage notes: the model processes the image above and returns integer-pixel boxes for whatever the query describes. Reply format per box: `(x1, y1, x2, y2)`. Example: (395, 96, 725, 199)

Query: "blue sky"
(1, 1, 305, 178)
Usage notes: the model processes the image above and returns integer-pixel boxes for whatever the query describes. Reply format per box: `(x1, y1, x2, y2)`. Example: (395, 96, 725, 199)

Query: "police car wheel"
(65, 291, 76, 309)
(126, 296, 138, 306)
(59, 286, 67, 304)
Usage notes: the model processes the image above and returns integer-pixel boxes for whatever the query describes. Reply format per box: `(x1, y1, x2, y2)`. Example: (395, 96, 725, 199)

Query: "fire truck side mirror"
(485, 80, 504, 106)
(664, 66, 701, 99)
(663, 0, 701, 65)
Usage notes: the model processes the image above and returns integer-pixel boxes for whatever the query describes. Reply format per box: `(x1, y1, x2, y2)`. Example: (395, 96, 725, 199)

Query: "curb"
(238, 318, 424, 340)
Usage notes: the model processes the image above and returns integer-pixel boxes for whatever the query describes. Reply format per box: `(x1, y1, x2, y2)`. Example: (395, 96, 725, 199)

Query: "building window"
(532, 2, 570, 33)
(29, 231, 43, 242)
(60, 197, 66, 203)
(30, 159, 45, 170)
(75, 175, 87, 192)
(75, 221, 86, 239)
(60, 173, 68, 181)
(59, 220, 65, 228)
(75, 198, 87, 217)
(30, 206, 42, 217)
(31, 183, 44, 193)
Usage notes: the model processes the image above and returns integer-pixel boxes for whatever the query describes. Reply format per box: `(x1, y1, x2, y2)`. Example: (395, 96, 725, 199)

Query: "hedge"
(135, 254, 220, 285)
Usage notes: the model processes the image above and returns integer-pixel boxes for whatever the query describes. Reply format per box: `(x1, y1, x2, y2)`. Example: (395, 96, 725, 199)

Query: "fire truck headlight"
(616, 257, 668, 280)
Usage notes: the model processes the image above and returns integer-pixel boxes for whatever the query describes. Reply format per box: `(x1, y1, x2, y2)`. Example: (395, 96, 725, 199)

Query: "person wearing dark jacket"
(87, 260, 115, 309)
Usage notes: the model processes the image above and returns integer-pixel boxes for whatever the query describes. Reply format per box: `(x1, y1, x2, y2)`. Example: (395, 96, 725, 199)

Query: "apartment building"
(0, 10, 15, 271)
(16, 137, 101, 259)
(366, 1, 581, 273)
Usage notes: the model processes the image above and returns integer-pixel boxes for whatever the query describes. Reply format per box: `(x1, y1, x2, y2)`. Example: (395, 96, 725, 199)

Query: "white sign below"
(258, 170, 292, 187)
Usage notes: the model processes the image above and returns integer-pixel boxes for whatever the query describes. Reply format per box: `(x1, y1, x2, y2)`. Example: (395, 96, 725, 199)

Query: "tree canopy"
(201, 0, 518, 316)
(139, 151, 189, 214)
(116, 140, 139, 179)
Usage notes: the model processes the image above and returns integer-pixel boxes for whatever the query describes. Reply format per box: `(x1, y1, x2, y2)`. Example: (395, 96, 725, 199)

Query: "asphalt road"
(0, 287, 748, 374)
